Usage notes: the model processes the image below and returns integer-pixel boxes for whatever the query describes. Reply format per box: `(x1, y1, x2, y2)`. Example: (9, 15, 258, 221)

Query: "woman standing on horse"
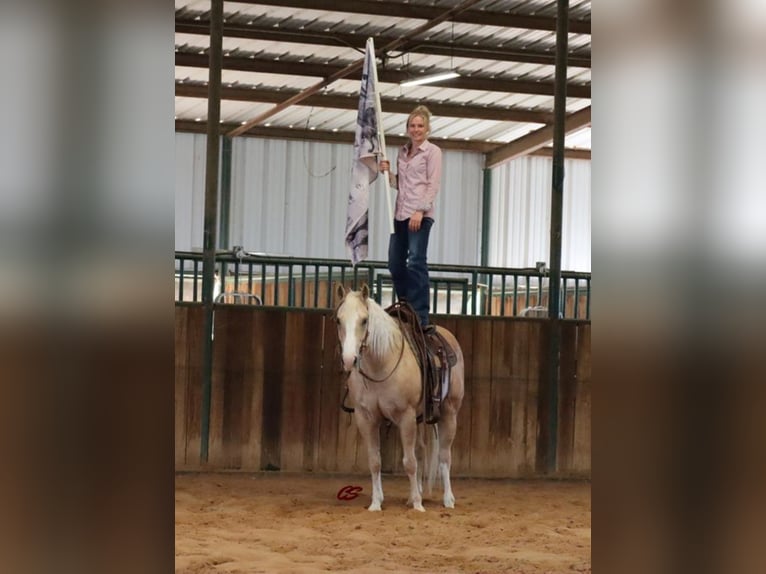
(379, 105, 442, 330)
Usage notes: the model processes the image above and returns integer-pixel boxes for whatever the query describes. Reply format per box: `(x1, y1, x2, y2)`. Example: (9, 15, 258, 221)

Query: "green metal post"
(480, 168, 491, 268)
(218, 136, 232, 249)
(479, 168, 492, 312)
(200, 0, 224, 464)
(546, 0, 569, 474)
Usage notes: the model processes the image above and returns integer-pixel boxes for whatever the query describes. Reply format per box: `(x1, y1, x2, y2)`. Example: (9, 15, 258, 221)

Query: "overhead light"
(400, 71, 460, 88)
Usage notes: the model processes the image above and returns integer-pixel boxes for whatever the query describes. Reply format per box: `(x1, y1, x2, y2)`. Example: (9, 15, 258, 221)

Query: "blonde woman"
(380, 105, 442, 329)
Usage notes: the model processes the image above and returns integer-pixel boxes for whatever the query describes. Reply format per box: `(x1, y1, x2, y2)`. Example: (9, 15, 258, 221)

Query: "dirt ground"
(175, 472, 591, 574)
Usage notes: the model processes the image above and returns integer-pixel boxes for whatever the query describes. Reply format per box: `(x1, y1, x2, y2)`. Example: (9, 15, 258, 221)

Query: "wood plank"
(508, 321, 531, 476)
(183, 306, 205, 468)
(557, 322, 578, 473)
(489, 319, 514, 476)
(301, 312, 325, 471)
(524, 321, 543, 474)
(572, 323, 591, 475)
(174, 307, 189, 467)
(208, 307, 229, 467)
(221, 307, 253, 468)
(241, 308, 264, 470)
(259, 309, 285, 470)
(468, 318, 493, 476)
(535, 321, 552, 474)
(450, 317, 474, 475)
(316, 311, 343, 472)
(280, 312, 308, 471)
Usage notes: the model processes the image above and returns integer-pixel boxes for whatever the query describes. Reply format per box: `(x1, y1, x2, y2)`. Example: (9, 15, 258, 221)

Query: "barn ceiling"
(175, 0, 591, 165)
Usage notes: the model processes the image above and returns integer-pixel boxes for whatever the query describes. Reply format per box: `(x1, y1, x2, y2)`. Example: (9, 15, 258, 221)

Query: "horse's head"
(334, 283, 371, 372)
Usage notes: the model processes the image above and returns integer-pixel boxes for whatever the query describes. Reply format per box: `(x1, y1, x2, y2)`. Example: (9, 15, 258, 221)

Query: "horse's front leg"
(356, 413, 384, 511)
(399, 414, 424, 512)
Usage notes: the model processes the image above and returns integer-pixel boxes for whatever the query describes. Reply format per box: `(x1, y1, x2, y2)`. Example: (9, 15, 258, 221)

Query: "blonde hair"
(407, 105, 432, 133)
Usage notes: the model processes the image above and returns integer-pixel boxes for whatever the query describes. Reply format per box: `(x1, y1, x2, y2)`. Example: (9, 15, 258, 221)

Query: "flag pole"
(367, 38, 395, 235)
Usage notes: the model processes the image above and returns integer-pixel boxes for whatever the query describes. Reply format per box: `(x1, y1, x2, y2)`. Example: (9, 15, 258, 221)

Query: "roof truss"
(174, 0, 592, 164)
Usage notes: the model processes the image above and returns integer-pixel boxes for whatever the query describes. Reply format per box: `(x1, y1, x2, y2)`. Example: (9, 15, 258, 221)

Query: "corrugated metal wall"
(489, 156, 591, 272)
(175, 132, 216, 252)
(175, 132, 591, 271)
(176, 132, 483, 265)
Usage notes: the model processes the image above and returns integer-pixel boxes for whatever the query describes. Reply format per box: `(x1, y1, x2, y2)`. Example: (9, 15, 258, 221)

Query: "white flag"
(345, 42, 381, 266)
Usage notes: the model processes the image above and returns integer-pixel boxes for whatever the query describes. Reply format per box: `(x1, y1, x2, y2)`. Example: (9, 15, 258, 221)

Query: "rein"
(338, 313, 406, 415)
(357, 325, 406, 383)
(337, 298, 438, 424)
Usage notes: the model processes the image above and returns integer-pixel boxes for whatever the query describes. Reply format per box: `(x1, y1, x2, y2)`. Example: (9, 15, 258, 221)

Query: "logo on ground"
(337, 485, 363, 501)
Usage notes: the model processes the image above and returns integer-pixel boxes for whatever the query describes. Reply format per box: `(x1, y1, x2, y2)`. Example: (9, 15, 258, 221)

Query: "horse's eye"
(335, 317, 340, 325)
(361, 318, 368, 326)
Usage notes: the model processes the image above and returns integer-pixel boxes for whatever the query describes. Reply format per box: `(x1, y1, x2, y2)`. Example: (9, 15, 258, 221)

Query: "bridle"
(336, 300, 406, 384)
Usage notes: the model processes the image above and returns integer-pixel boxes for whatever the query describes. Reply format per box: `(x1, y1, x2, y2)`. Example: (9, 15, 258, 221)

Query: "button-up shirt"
(393, 139, 442, 221)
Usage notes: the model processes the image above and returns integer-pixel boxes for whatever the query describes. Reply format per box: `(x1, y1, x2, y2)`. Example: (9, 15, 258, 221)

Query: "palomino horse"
(334, 284, 465, 512)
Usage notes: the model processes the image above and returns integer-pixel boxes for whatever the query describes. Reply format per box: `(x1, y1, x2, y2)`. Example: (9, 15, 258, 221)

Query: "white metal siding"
(489, 156, 591, 272)
(175, 133, 482, 265)
(175, 133, 590, 272)
(174, 132, 209, 251)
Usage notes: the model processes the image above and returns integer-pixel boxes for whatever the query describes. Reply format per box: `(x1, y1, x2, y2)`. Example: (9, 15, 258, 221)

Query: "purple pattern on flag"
(345, 44, 380, 266)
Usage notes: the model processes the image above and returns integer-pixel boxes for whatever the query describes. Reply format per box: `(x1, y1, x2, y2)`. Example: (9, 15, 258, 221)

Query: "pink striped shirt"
(393, 139, 442, 221)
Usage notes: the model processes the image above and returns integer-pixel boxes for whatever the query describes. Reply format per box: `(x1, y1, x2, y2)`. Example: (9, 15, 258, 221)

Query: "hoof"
(367, 503, 382, 512)
(413, 504, 425, 512)
(444, 494, 455, 508)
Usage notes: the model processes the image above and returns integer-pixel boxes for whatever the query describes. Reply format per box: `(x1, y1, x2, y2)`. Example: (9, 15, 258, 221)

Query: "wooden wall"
(175, 305, 591, 478)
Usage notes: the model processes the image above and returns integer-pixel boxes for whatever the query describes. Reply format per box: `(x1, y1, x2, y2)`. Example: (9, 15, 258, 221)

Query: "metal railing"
(175, 250, 591, 319)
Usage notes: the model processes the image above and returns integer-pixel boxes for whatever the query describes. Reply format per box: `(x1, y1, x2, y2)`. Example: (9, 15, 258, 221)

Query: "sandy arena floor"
(175, 472, 591, 574)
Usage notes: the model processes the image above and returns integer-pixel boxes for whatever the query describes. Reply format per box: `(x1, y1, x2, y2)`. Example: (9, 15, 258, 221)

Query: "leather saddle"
(385, 301, 458, 424)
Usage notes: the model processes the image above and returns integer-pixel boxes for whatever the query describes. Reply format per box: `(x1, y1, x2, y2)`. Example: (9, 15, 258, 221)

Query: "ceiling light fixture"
(400, 20, 459, 89)
(400, 71, 460, 88)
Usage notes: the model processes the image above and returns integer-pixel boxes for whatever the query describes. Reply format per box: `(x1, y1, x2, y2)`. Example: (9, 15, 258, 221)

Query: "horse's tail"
(424, 424, 440, 496)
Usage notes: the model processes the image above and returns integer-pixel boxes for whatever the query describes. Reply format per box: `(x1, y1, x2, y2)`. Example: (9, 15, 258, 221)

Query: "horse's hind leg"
(414, 423, 427, 496)
(437, 410, 458, 508)
(399, 415, 425, 512)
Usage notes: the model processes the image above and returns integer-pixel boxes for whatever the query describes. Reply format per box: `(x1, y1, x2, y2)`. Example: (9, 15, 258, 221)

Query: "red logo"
(337, 485, 363, 501)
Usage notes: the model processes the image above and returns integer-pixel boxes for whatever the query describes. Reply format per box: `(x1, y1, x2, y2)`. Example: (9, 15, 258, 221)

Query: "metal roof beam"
(175, 82, 554, 123)
(485, 107, 591, 168)
(175, 52, 591, 98)
(226, 0, 591, 35)
(226, 0, 486, 136)
(176, 119, 497, 153)
(175, 18, 591, 68)
(531, 147, 591, 160)
(176, 120, 591, 158)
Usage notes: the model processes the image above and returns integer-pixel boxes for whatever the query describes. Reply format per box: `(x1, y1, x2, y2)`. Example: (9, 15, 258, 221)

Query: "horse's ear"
(333, 282, 346, 306)
(360, 283, 370, 300)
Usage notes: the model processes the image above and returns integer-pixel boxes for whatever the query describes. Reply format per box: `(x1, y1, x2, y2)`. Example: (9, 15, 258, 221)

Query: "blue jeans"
(388, 217, 434, 327)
